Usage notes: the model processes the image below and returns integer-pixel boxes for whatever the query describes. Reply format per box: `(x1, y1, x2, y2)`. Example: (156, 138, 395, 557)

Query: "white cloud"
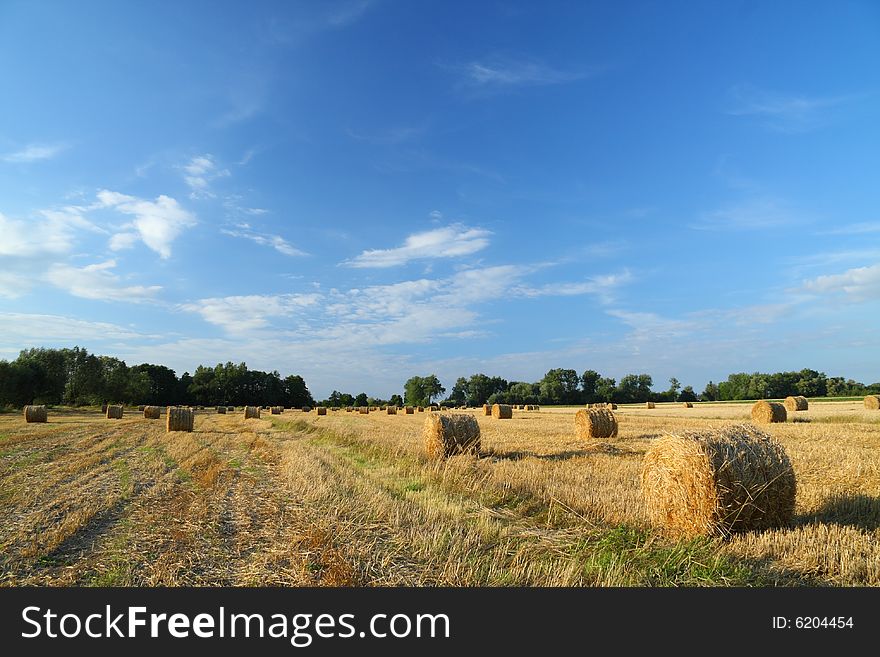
(98, 190, 196, 259)
(0, 211, 79, 257)
(693, 198, 800, 230)
(514, 270, 633, 303)
(0, 313, 147, 347)
(221, 224, 307, 257)
(457, 57, 589, 91)
(180, 154, 230, 198)
(46, 260, 162, 302)
(819, 222, 880, 236)
(1, 142, 68, 163)
(181, 294, 320, 333)
(0, 272, 32, 299)
(801, 264, 880, 302)
(726, 85, 856, 132)
(344, 224, 491, 268)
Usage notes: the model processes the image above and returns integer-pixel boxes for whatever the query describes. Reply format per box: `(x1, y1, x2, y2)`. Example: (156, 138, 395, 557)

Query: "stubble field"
(1, 401, 878, 587)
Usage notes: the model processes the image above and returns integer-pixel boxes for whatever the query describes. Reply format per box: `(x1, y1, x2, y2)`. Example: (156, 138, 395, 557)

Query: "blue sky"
(1, 0, 879, 398)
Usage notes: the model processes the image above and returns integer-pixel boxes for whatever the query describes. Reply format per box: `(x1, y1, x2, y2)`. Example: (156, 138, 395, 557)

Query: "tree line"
(0, 347, 315, 408)
(1, 346, 877, 410)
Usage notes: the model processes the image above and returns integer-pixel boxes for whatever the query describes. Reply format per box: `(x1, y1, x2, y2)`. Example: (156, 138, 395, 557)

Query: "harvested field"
(1, 400, 878, 586)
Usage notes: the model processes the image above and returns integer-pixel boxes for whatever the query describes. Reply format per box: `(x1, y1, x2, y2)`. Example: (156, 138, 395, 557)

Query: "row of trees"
(3, 347, 878, 410)
(0, 347, 315, 408)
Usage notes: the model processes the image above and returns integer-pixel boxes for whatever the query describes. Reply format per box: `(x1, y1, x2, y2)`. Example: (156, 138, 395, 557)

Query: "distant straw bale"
(574, 408, 618, 440)
(424, 413, 481, 459)
(784, 396, 808, 412)
(24, 405, 47, 423)
(166, 406, 194, 432)
(751, 401, 786, 424)
(491, 403, 512, 419)
(641, 424, 796, 537)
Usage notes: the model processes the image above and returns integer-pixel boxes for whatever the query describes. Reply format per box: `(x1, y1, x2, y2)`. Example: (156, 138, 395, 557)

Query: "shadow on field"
(798, 493, 880, 532)
(487, 444, 639, 461)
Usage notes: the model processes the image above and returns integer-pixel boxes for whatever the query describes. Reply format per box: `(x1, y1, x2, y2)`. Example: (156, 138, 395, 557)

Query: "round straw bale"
(417, 406, 424, 412)
(166, 406, 194, 432)
(359, 407, 369, 414)
(574, 408, 619, 440)
(751, 400, 786, 424)
(137, 405, 145, 411)
(301, 406, 311, 413)
(405, 406, 414, 414)
(641, 424, 796, 537)
(387, 406, 397, 415)
(491, 403, 513, 419)
(101, 402, 108, 414)
(316, 406, 327, 415)
(682, 402, 693, 408)
(784, 396, 808, 412)
(143, 405, 161, 419)
(106, 404, 123, 419)
(863, 395, 879, 410)
(244, 405, 261, 419)
(24, 405, 47, 423)
(227, 406, 235, 411)
(482, 404, 491, 416)
(608, 403, 618, 410)
(424, 413, 481, 459)
(216, 405, 227, 414)
(270, 406, 281, 415)
(645, 401, 655, 409)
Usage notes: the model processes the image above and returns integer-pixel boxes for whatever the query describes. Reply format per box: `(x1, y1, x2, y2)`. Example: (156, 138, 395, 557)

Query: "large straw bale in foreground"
(864, 395, 880, 410)
(244, 406, 261, 419)
(750, 400, 786, 424)
(575, 408, 619, 440)
(491, 403, 512, 419)
(424, 413, 481, 459)
(641, 424, 796, 537)
(166, 407, 194, 432)
(143, 406, 161, 419)
(316, 406, 327, 415)
(784, 396, 808, 412)
(24, 405, 47, 423)
(106, 404, 123, 419)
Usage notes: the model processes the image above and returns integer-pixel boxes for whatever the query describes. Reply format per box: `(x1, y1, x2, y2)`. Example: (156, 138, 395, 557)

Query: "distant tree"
(538, 368, 580, 404)
(667, 377, 680, 402)
(701, 381, 719, 401)
(581, 369, 601, 403)
(389, 394, 403, 407)
(404, 374, 446, 406)
(596, 377, 617, 403)
(446, 377, 468, 405)
(354, 392, 368, 406)
(679, 386, 697, 402)
(508, 381, 536, 404)
(284, 374, 314, 407)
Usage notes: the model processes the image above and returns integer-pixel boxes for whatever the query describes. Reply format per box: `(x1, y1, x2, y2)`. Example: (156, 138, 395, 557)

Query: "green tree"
(667, 377, 680, 402)
(404, 374, 446, 406)
(580, 369, 601, 403)
(701, 381, 719, 401)
(596, 377, 617, 402)
(679, 385, 697, 402)
(354, 392, 368, 406)
(538, 368, 580, 404)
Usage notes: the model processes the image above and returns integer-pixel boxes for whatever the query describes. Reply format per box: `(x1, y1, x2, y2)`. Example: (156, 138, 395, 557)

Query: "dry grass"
(2, 401, 878, 586)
